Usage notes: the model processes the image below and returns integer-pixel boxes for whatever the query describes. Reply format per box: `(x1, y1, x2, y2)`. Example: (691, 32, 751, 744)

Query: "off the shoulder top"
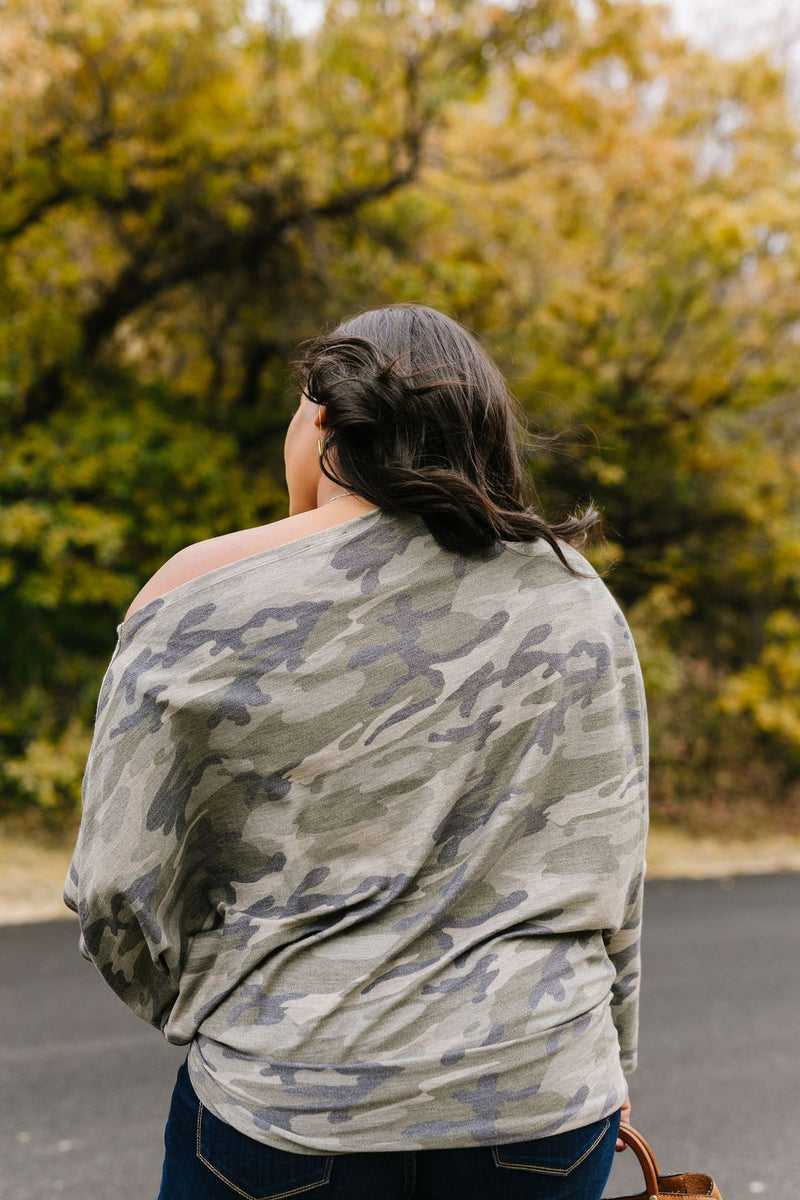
(64, 505, 648, 1154)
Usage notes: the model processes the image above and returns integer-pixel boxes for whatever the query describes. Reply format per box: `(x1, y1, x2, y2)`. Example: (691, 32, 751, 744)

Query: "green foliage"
(1, 0, 799, 827)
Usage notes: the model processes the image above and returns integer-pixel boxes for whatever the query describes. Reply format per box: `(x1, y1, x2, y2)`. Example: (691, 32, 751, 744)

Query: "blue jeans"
(158, 1055, 622, 1200)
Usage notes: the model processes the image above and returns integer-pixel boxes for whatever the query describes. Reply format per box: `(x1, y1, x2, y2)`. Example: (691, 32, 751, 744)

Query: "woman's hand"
(615, 1094, 631, 1151)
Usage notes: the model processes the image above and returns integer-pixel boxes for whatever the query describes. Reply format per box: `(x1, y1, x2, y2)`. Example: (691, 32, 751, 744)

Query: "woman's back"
(66, 504, 648, 1155)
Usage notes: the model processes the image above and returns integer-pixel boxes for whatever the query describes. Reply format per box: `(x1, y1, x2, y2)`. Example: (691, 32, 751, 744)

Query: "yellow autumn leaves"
(1, 0, 799, 826)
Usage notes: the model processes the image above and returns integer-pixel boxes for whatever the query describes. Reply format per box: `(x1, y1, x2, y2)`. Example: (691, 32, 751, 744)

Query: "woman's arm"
(603, 635, 649, 1077)
(603, 854, 646, 1076)
(63, 827, 183, 1033)
(62, 635, 216, 1039)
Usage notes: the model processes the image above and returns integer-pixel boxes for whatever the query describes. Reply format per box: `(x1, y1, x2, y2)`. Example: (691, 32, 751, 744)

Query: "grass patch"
(0, 816, 80, 926)
(645, 819, 800, 878)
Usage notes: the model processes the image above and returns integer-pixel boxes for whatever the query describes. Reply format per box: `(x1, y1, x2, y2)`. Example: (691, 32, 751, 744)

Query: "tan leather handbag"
(608, 1124, 724, 1199)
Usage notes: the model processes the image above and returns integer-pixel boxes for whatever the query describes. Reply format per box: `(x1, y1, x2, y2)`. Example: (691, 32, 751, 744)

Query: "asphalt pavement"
(1, 872, 798, 1200)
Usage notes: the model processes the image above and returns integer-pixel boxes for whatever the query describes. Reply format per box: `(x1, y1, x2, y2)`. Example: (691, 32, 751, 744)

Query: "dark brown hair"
(290, 303, 603, 578)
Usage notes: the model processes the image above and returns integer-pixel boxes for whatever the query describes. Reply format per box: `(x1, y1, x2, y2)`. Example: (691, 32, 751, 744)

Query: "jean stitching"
(195, 1101, 333, 1199)
(491, 1119, 611, 1176)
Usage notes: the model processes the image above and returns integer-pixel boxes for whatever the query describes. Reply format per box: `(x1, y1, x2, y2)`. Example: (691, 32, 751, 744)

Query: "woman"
(64, 303, 648, 1200)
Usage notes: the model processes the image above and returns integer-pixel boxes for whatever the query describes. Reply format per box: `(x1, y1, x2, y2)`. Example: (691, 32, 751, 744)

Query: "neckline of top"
(115, 506, 387, 640)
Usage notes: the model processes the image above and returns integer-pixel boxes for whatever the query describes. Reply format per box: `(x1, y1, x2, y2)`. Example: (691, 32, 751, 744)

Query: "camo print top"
(64, 505, 648, 1155)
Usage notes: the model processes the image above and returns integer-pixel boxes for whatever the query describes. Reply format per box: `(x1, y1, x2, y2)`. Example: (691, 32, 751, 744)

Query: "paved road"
(1, 873, 798, 1200)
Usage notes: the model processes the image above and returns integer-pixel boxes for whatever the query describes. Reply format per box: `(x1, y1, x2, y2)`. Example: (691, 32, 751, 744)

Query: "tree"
(1, 0, 799, 829)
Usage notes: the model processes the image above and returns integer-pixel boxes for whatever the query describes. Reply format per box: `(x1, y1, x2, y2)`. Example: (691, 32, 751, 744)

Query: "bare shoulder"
(122, 511, 320, 622)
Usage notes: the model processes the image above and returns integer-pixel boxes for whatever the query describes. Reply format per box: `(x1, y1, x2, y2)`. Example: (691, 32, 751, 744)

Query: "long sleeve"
(602, 854, 646, 1075)
(63, 829, 183, 1034)
(62, 628, 216, 1040)
(602, 640, 649, 1077)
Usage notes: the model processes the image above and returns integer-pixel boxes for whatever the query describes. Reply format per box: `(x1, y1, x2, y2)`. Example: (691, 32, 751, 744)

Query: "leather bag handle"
(618, 1123, 661, 1198)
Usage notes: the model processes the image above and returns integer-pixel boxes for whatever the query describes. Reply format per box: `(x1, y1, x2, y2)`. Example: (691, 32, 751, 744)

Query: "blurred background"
(2, 6, 799, 1200)
(1, 0, 800, 900)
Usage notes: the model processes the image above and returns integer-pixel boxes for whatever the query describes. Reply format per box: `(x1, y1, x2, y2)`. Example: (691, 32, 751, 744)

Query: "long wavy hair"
(290, 303, 604, 579)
